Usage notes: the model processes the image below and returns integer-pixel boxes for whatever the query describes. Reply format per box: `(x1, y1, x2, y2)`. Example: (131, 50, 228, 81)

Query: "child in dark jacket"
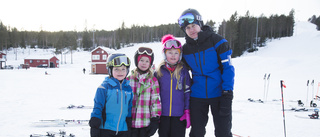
(89, 53, 133, 137)
(155, 34, 191, 137)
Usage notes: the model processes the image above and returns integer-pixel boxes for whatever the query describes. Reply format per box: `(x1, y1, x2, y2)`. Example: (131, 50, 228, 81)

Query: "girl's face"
(112, 65, 127, 81)
(138, 56, 150, 71)
(165, 48, 180, 65)
(185, 23, 201, 39)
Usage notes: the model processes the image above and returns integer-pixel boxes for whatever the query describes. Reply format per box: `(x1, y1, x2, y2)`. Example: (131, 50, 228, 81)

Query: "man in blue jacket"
(178, 9, 235, 137)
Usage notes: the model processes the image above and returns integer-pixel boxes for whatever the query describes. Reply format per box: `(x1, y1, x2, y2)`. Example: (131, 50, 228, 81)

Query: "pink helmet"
(161, 34, 183, 64)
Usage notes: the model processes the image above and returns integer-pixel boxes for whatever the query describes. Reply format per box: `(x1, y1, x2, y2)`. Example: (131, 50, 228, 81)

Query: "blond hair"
(156, 60, 184, 80)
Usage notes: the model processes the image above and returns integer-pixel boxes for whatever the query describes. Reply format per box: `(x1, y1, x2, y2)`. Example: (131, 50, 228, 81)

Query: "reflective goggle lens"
(164, 40, 181, 49)
(178, 13, 195, 27)
(138, 47, 153, 56)
(110, 56, 130, 67)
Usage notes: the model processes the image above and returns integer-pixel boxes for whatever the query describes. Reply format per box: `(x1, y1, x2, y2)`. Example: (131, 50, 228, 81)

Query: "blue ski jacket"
(90, 76, 133, 132)
(182, 25, 235, 98)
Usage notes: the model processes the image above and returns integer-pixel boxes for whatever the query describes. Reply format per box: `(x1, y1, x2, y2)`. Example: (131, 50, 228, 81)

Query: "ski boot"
(298, 100, 304, 107)
(308, 109, 319, 119)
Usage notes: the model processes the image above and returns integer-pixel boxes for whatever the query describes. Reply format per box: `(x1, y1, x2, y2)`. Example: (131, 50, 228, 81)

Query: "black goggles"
(178, 13, 195, 28)
(137, 47, 153, 56)
(108, 56, 130, 67)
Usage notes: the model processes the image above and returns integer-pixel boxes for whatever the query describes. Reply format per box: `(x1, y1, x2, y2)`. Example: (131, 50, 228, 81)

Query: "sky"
(0, 0, 319, 32)
(1, 21, 320, 137)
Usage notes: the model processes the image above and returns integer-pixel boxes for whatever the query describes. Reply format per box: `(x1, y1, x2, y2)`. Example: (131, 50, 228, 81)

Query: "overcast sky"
(1, 0, 319, 32)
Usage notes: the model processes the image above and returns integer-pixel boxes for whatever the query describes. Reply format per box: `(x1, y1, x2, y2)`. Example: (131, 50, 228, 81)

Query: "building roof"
(91, 46, 115, 54)
(24, 55, 59, 60)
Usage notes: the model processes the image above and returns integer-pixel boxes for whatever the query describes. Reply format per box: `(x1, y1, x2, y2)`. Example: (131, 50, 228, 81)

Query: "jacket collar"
(185, 25, 213, 45)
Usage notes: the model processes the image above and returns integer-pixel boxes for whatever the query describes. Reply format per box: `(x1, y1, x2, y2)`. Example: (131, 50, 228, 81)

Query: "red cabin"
(0, 52, 6, 69)
(91, 46, 110, 74)
(24, 56, 59, 68)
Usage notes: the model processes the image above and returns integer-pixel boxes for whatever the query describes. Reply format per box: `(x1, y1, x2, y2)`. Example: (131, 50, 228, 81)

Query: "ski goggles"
(163, 40, 182, 49)
(137, 47, 153, 56)
(178, 13, 195, 28)
(107, 56, 130, 67)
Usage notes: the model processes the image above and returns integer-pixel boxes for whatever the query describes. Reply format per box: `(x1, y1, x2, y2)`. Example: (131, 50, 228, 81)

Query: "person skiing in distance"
(127, 47, 162, 137)
(155, 34, 191, 137)
(178, 8, 235, 137)
(89, 53, 133, 137)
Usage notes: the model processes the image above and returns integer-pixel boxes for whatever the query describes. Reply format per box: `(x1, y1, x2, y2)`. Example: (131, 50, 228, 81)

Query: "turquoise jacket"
(91, 77, 133, 132)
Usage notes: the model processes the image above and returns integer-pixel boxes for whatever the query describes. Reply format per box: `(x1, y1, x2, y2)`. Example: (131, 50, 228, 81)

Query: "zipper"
(198, 49, 204, 75)
(117, 89, 119, 104)
(206, 76, 208, 98)
(193, 53, 198, 67)
(169, 72, 173, 117)
(116, 83, 123, 135)
(125, 91, 127, 104)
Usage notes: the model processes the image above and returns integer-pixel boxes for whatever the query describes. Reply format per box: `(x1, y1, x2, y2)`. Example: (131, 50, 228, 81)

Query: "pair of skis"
(30, 129, 75, 137)
(32, 119, 89, 127)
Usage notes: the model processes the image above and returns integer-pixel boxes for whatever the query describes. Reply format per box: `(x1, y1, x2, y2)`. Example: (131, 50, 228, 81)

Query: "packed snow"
(1, 21, 320, 137)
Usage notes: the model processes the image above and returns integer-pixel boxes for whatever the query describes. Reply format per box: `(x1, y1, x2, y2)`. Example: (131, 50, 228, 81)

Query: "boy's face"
(138, 56, 150, 71)
(112, 65, 127, 81)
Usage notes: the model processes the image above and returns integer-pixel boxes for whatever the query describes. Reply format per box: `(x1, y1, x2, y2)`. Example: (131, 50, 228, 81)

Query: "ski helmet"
(106, 53, 131, 77)
(134, 47, 154, 67)
(161, 34, 182, 65)
(178, 8, 203, 30)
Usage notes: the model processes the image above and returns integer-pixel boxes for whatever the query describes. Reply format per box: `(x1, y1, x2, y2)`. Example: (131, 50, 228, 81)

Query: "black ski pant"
(158, 116, 186, 137)
(189, 97, 232, 137)
(131, 127, 149, 137)
(100, 129, 129, 137)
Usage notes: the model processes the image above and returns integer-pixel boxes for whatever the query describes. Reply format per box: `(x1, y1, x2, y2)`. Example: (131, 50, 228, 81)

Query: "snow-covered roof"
(91, 46, 115, 54)
(24, 55, 58, 60)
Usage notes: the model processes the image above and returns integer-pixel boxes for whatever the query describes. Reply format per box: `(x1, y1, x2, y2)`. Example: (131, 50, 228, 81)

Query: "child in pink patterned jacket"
(127, 47, 162, 137)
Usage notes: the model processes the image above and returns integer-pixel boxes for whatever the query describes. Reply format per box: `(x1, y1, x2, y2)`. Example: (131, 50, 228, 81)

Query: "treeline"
(308, 15, 320, 30)
(0, 10, 295, 58)
(219, 10, 295, 57)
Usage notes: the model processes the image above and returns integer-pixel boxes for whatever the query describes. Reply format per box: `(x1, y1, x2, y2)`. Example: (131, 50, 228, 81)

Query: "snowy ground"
(1, 21, 320, 137)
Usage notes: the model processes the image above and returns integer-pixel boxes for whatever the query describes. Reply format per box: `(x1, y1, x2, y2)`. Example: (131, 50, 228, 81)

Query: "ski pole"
(280, 80, 287, 137)
(306, 80, 309, 106)
(266, 74, 271, 102)
(311, 80, 314, 102)
(263, 73, 267, 101)
(316, 82, 320, 100)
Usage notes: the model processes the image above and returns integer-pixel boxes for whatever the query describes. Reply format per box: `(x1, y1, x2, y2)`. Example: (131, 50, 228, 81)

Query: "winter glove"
(146, 117, 159, 136)
(89, 117, 101, 137)
(219, 90, 233, 116)
(179, 109, 191, 128)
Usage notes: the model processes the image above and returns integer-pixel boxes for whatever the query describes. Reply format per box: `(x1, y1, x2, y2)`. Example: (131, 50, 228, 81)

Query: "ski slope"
(1, 21, 320, 137)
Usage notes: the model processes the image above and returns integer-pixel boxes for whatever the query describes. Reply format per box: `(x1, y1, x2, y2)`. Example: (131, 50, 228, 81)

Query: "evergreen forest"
(1, 9, 317, 58)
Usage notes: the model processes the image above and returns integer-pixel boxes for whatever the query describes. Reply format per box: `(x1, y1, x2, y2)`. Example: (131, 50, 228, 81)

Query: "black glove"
(146, 117, 159, 136)
(219, 90, 233, 116)
(89, 117, 101, 137)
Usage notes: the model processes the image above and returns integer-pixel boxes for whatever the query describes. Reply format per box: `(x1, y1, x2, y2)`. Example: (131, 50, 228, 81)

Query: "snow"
(1, 21, 320, 137)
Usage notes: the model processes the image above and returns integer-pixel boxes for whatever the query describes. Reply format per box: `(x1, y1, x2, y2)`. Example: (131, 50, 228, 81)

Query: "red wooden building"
(24, 56, 59, 68)
(0, 52, 6, 69)
(91, 46, 110, 74)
